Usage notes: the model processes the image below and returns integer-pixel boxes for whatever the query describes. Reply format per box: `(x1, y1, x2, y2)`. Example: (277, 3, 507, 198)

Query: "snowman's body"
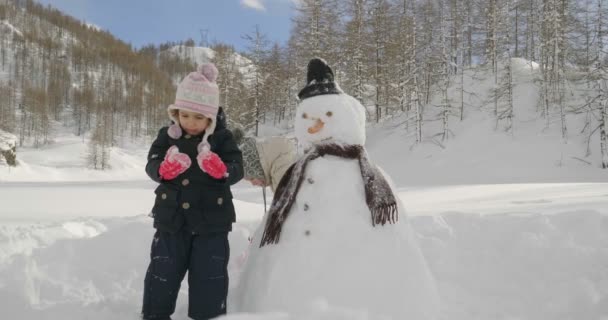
(235, 60, 439, 319)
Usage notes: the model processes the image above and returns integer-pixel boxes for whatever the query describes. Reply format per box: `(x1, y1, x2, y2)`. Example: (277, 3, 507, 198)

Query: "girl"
(142, 63, 243, 320)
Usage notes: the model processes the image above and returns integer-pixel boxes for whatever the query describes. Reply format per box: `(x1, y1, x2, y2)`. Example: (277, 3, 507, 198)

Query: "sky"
(36, 0, 295, 52)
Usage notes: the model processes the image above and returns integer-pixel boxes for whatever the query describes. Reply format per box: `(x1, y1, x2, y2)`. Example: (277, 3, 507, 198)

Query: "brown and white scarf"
(260, 143, 398, 247)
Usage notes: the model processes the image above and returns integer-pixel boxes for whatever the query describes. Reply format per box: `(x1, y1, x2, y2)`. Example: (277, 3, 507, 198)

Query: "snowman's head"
(295, 59, 366, 150)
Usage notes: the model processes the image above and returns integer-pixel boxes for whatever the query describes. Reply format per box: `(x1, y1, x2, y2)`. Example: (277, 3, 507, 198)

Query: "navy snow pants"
(142, 230, 229, 320)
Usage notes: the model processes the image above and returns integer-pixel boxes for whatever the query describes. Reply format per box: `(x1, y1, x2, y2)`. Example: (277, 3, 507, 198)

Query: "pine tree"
(0, 84, 16, 132)
(88, 97, 112, 170)
(290, 0, 342, 70)
(263, 43, 289, 126)
(343, 0, 369, 104)
(596, 0, 607, 168)
(0, 129, 17, 167)
(437, 0, 455, 141)
(601, 97, 608, 168)
(21, 84, 50, 147)
(87, 122, 111, 170)
(370, 0, 391, 122)
(243, 25, 269, 136)
(539, 0, 569, 140)
(211, 42, 248, 128)
(47, 57, 70, 121)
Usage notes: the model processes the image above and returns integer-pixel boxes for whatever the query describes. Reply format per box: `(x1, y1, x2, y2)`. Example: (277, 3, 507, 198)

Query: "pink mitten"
(159, 146, 191, 180)
(197, 145, 228, 179)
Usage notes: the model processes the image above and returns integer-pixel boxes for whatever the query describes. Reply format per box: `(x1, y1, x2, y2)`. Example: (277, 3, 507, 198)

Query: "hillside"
(366, 58, 608, 184)
(0, 0, 192, 158)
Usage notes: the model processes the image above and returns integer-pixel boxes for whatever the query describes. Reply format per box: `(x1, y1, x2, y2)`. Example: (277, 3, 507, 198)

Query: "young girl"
(142, 63, 243, 320)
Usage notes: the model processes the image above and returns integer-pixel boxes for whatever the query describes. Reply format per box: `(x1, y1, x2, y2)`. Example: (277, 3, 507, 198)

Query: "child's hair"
(169, 109, 179, 121)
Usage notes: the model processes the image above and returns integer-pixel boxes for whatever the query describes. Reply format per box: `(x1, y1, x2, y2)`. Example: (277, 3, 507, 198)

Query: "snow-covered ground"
(1, 180, 607, 320)
(1, 128, 607, 319)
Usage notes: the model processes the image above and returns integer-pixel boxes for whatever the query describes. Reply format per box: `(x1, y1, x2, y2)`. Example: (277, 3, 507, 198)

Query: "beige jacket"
(256, 136, 297, 193)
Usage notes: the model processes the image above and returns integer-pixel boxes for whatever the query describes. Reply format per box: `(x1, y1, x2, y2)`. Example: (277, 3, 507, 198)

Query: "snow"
(168, 45, 217, 66)
(85, 22, 101, 31)
(400, 183, 608, 216)
(167, 45, 254, 78)
(0, 134, 149, 182)
(0, 19, 23, 37)
(364, 57, 608, 185)
(1, 56, 608, 319)
(1, 180, 606, 319)
(0, 129, 17, 152)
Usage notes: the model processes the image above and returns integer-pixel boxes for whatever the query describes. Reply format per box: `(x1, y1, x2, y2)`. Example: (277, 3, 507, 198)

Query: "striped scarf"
(260, 143, 398, 247)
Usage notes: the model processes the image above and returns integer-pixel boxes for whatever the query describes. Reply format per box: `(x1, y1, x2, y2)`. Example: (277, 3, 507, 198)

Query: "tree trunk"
(601, 99, 608, 169)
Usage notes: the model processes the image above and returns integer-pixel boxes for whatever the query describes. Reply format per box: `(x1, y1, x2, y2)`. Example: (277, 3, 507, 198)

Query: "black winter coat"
(145, 110, 244, 234)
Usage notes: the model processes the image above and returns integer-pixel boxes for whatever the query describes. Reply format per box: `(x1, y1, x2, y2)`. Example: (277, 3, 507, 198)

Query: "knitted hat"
(297, 58, 342, 100)
(167, 63, 220, 148)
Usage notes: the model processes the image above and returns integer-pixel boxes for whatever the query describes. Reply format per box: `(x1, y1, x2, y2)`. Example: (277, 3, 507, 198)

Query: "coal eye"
(326, 111, 333, 117)
(302, 113, 308, 119)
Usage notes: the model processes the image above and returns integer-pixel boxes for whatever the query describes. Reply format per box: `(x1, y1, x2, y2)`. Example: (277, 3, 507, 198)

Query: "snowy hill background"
(3, 55, 607, 183)
(1, 0, 608, 319)
(366, 58, 608, 184)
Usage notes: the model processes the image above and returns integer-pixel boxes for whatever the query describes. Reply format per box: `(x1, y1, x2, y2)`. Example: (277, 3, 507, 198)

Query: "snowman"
(234, 59, 439, 319)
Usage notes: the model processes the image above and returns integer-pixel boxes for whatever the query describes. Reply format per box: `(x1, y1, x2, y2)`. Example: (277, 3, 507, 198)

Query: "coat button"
(161, 193, 167, 200)
(217, 197, 223, 205)
(182, 179, 190, 186)
(303, 203, 309, 211)
(307, 177, 314, 184)
(185, 134, 192, 139)
(304, 230, 311, 236)
(182, 202, 190, 209)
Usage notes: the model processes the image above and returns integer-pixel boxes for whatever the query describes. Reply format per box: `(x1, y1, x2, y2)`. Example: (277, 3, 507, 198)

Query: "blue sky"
(36, 0, 295, 52)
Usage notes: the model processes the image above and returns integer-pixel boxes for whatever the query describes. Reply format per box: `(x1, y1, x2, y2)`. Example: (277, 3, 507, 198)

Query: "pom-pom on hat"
(167, 63, 220, 147)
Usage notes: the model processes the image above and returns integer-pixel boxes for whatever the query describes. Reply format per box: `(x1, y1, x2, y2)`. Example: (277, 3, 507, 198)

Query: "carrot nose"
(307, 118, 325, 134)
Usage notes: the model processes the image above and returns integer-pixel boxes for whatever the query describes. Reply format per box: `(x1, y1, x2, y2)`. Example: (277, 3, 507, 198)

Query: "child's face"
(178, 110, 210, 136)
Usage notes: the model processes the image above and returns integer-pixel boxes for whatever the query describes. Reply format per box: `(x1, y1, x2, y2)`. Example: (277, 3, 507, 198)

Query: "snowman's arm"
(257, 137, 297, 192)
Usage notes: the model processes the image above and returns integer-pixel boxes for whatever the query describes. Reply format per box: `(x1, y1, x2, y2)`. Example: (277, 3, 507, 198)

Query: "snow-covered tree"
(290, 0, 342, 73)
(342, 0, 369, 104)
(211, 43, 248, 128)
(0, 129, 17, 167)
(370, 0, 392, 122)
(243, 24, 269, 136)
(539, 0, 569, 140)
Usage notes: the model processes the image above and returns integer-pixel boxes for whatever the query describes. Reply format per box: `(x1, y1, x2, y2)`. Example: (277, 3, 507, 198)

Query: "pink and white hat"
(167, 63, 220, 148)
